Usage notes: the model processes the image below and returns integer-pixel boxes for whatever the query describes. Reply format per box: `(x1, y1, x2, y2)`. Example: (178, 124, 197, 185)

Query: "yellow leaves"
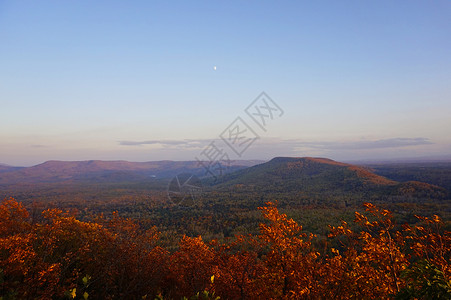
(69, 288, 77, 299)
(82, 274, 90, 286)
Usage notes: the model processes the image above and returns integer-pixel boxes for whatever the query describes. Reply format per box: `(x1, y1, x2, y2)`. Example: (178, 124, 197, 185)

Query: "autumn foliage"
(0, 198, 450, 299)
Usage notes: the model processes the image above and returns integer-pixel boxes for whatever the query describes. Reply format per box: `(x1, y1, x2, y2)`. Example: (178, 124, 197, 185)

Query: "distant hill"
(0, 157, 447, 205)
(367, 162, 451, 195)
(0, 164, 23, 174)
(210, 157, 447, 201)
(0, 159, 264, 185)
(1, 158, 448, 245)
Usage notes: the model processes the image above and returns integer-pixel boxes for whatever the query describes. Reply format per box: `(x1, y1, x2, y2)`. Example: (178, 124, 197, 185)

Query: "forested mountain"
(368, 162, 451, 194)
(209, 157, 448, 201)
(0, 159, 263, 185)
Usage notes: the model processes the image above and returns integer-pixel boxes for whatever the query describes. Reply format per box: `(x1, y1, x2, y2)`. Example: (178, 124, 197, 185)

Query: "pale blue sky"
(1, 1, 450, 166)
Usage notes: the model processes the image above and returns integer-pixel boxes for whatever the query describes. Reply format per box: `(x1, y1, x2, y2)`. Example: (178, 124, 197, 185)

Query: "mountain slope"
(368, 162, 451, 194)
(0, 164, 23, 174)
(211, 157, 447, 200)
(0, 160, 264, 185)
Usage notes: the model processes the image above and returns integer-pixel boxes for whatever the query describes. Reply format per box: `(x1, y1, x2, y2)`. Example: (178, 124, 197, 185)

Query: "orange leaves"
(404, 214, 451, 286)
(0, 198, 450, 299)
(258, 202, 309, 252)
(0, 198, 168, 298)
(167, 235, 216, 298)
(0, 197, 30, 237)
(257, 202, 321, 298)
(213, 248, 263, 299)
(329, 204, 409, 297)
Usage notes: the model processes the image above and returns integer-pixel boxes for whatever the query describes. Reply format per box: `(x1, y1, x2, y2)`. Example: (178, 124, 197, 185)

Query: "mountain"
(0, 157, 447, 204)
(0, 160, 264, 185)
(0, 164, 23, 174)
(210, 157, 447, 200)
(367, 161, 451, 194)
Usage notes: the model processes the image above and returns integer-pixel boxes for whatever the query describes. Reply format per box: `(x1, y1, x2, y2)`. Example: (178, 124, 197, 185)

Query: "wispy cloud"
(118, 139, 211, 149)
(119, 140, 188, 146)
(119, 137, 433, 151)
(293, 137, 434, 150)
(117, 137, 434, 162)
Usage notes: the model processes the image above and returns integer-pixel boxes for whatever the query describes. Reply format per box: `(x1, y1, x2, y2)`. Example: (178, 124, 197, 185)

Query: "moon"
(213, 66, 217, 71)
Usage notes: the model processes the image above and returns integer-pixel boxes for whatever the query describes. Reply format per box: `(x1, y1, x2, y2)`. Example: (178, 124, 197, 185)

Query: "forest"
(0, 197, 449, 299)
(1, 159, 450, 298)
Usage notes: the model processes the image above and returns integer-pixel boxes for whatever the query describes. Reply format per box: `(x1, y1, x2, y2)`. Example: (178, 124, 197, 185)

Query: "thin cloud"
(119, 140, 187, 146)
(297, 137, 434, 150)
(251, 137, 434, 155)
(118, 139, 211, 149)
(118, 137, 434, 160)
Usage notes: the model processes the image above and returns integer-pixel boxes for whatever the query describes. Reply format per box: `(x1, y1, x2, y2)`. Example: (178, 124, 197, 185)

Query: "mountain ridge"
(210, 157, 447, 200)
(0, 159, 264, 185)
(0, 157, 447, 201)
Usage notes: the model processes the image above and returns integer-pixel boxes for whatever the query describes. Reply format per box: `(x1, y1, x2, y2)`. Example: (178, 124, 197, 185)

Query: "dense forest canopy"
(0, 198, 450, 299)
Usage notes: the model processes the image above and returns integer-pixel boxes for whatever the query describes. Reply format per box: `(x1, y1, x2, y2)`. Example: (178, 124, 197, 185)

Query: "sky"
(1, 1, 450, 166)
